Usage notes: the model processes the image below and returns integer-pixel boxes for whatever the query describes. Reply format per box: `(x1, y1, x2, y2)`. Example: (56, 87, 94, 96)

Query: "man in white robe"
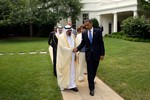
(56, 25, 78, 92)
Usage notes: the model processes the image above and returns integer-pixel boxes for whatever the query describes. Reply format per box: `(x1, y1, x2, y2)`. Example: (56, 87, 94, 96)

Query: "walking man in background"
(48, 26, 58, 77)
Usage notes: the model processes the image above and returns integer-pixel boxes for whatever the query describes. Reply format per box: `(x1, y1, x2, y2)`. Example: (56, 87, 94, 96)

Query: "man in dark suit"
(73, 19, 105, 96)
(48, 26, 58, 77)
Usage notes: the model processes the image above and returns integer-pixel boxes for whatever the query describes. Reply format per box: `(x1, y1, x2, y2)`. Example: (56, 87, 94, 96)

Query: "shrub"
(112, 31, 125, 36)
(121, 16, 150, 39)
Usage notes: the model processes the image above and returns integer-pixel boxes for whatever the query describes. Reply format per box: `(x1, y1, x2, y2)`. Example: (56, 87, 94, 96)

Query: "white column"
(133, 10, 138, 17)
(113, 13, 118, 32)
(94, 15, 100, 26)
(99, 15, 102, 25)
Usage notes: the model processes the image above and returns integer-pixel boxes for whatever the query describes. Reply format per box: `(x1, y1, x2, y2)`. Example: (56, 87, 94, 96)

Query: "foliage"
(121, 16, 150, 39)
(0, 0, 83, 37)
(138, 0, 150, 17)
(91, 18, 99, 28)
(0, 0, 82, 26)
(138, 0, 150, 11)
(46, 0, 83, 21)
(0, 0, 13, 26)
(105, 31, 150, 42)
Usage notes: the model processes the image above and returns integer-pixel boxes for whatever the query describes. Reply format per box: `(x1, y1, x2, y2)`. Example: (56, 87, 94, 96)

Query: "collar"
(89, 27, 93, 32)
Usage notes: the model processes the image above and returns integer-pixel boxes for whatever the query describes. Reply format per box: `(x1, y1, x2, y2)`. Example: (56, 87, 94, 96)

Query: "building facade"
(76, 0, 138, 36)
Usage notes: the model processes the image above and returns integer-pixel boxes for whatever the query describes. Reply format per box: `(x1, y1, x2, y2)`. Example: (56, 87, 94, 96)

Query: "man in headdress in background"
(56, 25, 78, 92)
(68, 21, 77, 37)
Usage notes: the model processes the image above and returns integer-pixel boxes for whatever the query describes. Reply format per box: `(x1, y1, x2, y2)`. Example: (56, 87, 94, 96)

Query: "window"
(82, 13, 89, 23)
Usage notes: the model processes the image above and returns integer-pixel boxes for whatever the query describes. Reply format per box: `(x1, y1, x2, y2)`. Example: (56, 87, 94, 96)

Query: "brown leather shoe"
(70, 87, 78, 92)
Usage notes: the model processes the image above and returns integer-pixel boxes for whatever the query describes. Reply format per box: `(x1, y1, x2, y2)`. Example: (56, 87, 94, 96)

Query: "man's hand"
(73, 47, 78, 52)
(100, 56, 104, 60)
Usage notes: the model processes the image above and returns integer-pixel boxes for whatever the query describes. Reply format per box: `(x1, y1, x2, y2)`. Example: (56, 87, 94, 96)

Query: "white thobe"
(56, 33, 76, 89)
(66, 35, 76, 89)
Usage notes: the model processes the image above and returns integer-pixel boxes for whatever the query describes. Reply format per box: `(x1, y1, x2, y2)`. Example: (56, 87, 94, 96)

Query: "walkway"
(61, 75, 124, 100)
(0, 51, 48, 56)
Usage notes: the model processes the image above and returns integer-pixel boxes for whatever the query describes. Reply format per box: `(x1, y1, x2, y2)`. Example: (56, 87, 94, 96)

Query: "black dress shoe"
(70, 87, 78, 92)
(89, 90, 94, 96)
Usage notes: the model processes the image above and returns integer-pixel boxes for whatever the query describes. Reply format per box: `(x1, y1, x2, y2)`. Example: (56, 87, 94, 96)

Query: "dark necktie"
(89, 30, 92, 43)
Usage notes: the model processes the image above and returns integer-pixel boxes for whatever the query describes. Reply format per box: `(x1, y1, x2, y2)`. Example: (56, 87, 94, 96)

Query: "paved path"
(61, 75, 124, 100)
(0, 51, 48, 56)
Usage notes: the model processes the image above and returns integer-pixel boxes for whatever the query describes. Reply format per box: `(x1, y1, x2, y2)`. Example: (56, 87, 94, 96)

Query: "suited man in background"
(73, 19, 105, 96)
(48, 26, 58, 77)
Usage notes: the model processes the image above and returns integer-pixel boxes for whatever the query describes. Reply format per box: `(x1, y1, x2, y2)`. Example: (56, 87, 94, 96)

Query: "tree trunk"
(30, 24, 33, 37)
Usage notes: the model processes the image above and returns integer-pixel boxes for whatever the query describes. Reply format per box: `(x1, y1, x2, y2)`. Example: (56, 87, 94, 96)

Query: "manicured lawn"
(0, 37, 150, 100)
(0, 37, 48, 53)
(98, 37, 150, 100)
(0, 37, 62, 100)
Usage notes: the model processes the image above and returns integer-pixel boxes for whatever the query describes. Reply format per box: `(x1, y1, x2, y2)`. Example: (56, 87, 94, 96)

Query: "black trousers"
(86, 52, 99, 91)
(53, 47, 57, 77)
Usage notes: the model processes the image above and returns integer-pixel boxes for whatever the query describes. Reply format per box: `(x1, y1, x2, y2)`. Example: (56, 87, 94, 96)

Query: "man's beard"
(68, 33, 71, 36)
(66, 32, 71, 36)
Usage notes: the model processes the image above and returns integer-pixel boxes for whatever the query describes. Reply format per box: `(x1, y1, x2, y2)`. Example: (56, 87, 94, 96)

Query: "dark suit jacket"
(48, 31, 58, 50)
(77, 28, 105, 61)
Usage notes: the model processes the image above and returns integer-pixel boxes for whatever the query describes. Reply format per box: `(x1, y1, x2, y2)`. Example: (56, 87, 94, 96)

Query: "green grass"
(0, 37, 62, 100)
(98, 37, 150, 100)
(0, 37, 150, 100)
(0, 37, 48, 53)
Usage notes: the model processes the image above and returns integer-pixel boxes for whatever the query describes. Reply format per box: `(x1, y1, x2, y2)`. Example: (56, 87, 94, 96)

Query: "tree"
(0, 0, 13, 26)
(138, 0, 150, 10)
(138, 0, 150, 17)
(0, 0, 83, 37)
(38, 0, 83, 22)
(28, 0, 83, 36)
